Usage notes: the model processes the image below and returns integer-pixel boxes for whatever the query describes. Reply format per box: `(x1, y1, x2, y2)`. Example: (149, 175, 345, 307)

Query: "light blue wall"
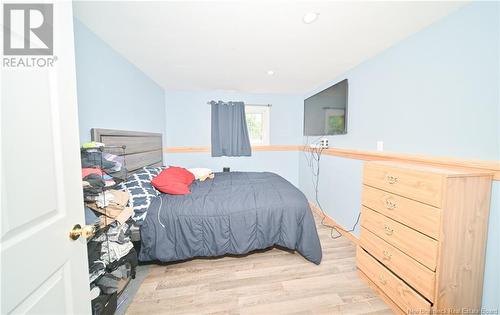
(166, 151, 301, 186)
(298, 2, 499, 310)
(491, 3, 500, 307)
(73, 19, 165, 143)
(165, 90, 302, 146)
(164, 90, 303, 185)
(303, 3, 499, 159)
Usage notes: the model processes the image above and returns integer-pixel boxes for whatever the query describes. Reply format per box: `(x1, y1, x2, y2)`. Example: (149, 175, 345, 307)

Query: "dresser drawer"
(357, 246, 431, 314)
(362, 185, 441, 239)
(364, 163, 443, 207)
(360, 227, 435, 301)
(361, 207, 438, 271)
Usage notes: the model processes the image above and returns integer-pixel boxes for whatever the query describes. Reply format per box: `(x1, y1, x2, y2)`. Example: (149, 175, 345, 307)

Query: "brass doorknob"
(69, 224, 96, 240)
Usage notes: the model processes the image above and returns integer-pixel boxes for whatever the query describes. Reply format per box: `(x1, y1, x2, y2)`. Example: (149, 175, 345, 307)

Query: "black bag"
(91, 292, 117, 315)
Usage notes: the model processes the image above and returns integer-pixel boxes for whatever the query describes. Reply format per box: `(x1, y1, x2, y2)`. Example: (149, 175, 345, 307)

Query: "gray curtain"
(211, 101, 252, 157)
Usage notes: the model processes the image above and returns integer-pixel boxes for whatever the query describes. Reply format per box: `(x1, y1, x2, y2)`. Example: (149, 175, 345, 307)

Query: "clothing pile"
(81, 142, 137, 315)
(86, 215, 138, 315)
(81, 143, 126, 196)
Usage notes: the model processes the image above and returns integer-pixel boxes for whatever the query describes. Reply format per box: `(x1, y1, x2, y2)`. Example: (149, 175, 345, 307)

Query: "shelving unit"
(81, 145, 137, 315)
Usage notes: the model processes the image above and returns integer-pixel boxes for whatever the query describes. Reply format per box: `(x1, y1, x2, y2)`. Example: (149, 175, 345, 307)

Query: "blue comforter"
(139, 172, 322, 264)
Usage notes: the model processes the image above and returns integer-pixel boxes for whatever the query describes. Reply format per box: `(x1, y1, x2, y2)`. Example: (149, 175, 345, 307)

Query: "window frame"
(245, 105, 270, 146)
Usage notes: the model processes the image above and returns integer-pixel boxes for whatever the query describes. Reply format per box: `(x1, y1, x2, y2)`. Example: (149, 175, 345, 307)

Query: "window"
(245, 105, 270, 145)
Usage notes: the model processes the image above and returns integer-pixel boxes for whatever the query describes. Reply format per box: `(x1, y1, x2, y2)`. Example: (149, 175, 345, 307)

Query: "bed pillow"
(188, 168, 214, 181)
(151, 167, 194, 195)
(163, 166, 195, 185)
(118, 166, 165, 223)
(153, 181, 191, 195)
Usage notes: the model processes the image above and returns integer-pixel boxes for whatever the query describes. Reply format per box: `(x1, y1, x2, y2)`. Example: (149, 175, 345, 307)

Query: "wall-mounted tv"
(303, 79, 348, 136)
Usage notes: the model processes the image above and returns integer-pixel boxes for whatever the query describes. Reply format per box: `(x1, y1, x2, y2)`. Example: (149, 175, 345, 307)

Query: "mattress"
(139, 171, 322, 264)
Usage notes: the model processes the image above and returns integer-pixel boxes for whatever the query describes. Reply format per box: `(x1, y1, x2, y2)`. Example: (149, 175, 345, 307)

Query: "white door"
(1, 1, 90, 314)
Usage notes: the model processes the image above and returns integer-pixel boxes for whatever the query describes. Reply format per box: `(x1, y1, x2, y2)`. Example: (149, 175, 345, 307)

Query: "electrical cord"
(304, 137, 361, 239)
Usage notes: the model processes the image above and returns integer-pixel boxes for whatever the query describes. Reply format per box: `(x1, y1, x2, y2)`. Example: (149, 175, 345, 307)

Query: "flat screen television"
(303, 79, 348, 136)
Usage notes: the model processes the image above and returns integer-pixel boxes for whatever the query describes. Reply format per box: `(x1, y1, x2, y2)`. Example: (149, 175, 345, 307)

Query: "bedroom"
(1, 1, 499, 314)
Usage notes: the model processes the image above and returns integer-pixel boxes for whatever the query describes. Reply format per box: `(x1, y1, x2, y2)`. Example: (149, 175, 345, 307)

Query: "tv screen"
(303, 79, 348, 136)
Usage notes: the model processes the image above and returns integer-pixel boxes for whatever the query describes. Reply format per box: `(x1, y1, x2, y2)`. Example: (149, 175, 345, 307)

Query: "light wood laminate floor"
(126, 213, 392, 315)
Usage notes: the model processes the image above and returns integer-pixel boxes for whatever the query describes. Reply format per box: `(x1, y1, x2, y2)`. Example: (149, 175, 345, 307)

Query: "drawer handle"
(386, 175, 398, 184)
(382, 250, 392, 261)
(378, 274, 387, 285)
(385, 198, 397, 210)
(383, 225, 394, 236)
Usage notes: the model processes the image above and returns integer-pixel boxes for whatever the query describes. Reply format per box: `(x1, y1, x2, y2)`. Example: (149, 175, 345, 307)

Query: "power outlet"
(376, 141, 384, 152)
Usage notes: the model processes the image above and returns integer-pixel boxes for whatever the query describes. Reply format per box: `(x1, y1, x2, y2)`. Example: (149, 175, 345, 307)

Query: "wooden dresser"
(357, 161, 492, 314)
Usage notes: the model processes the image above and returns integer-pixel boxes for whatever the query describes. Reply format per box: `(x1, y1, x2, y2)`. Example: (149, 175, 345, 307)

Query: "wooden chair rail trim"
(164, 146, 211, 153)
(163, 145, 302, 153)
(163, 146, 500, 180)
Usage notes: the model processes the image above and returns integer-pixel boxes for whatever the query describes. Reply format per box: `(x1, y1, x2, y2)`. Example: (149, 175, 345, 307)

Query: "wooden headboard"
(91, 128, 163, 172)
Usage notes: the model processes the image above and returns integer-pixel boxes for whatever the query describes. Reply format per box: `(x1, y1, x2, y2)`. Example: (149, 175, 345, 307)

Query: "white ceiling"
(73, 1, 466, 94)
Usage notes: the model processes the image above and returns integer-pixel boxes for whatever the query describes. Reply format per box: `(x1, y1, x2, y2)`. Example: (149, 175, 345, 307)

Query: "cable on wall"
(303, 137, 361, 239)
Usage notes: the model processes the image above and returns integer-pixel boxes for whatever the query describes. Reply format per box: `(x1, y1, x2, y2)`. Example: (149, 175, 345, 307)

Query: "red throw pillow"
(164, 166, 195, 185)
(151, 166, 195, 195)
(153, 181, 190, 195)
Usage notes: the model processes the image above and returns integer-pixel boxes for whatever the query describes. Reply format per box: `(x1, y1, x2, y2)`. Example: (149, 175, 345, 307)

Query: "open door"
(1, 1, 90, 314)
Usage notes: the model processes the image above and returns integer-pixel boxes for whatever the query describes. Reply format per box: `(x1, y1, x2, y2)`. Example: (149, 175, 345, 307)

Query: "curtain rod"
(207, 102, 272, 107)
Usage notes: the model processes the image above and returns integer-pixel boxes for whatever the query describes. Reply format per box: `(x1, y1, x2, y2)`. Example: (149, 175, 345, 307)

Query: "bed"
(91, 128, 322, 264)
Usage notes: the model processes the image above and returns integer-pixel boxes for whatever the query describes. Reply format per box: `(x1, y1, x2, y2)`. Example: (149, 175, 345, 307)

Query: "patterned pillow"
(118, 166, 165, 224)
